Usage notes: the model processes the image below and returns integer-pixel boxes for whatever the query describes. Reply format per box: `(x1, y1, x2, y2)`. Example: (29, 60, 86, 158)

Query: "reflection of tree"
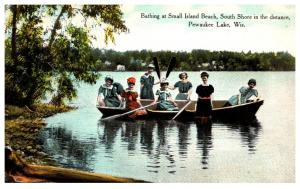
(40, 126, 97, 171)
(225, 118, 262, 153)
(97, 120, 123, 152)
(196, 123, 213, 169)
(176, 121, 191, 158)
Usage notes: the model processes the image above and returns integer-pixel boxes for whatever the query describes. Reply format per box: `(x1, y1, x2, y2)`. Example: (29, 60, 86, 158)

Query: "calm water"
(39, 72, 295, 182)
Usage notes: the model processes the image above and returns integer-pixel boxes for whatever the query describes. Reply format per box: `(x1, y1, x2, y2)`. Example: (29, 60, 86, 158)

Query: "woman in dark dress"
(196, 72, 214, 117)
(140, 64, 156, 99)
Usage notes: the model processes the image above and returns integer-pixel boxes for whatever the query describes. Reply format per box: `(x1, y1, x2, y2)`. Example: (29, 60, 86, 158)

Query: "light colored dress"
(174, 81, 193, 100)
(228, 86, 258, 105)
(156, 90, 179, 111)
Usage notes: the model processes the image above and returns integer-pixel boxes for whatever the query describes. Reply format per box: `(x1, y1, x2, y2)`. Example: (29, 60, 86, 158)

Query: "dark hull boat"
(182, 100, 264, 121)
(98, 99, 154, 118)
(97, 99, 264, 121)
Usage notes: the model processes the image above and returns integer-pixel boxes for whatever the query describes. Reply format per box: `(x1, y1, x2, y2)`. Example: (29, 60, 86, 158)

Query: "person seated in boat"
(227, 78, 259, 106)
(121, 77, 147, 118)
(97, 75, 123, 107)
(195, 72, 214, 117)
(169, 72, 193, 100)
(140, 63, 160, 100)
(153, 80, 179, 111)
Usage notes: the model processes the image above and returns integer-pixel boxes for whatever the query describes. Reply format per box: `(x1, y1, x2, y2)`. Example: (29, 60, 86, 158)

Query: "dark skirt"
(196, 99, 212, 117)
(140, 86, 154, 100)
(104, 97, 121, 107)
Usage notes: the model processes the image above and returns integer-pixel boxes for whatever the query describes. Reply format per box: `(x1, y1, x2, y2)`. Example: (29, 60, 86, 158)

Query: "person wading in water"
(195, 72, 214, 125)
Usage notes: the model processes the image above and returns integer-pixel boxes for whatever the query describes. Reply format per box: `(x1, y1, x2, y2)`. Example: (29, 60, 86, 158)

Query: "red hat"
(127, 77, 136, 84)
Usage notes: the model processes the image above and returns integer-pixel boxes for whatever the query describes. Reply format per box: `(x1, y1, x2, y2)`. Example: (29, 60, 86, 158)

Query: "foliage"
(90, 49, 295, 72)
(5, 5, 128, 106)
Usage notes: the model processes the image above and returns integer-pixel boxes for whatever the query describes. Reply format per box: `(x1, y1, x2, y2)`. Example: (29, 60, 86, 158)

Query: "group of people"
(97, 64, 259, 118)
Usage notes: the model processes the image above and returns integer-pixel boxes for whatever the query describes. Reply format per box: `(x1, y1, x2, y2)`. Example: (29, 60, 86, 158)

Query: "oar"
(153, 57, 160, 80)
(166, 57, 176, 79)
(172, 100, 192, 120)
(101, 102, 158, 121)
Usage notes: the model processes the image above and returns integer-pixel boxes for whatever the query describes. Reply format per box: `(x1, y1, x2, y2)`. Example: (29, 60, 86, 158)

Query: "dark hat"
(200, 72, 209, 78)
(160, 78, 169, 86)
(248, 78, 256, 85)
(105, 75, 113, 82)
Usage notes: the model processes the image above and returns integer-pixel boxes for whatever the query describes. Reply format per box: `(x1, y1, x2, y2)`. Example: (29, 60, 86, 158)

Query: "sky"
(93, 4, 296, 55)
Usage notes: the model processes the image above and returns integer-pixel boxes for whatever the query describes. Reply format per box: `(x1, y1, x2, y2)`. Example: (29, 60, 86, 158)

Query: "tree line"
(91, 49, 295, 71)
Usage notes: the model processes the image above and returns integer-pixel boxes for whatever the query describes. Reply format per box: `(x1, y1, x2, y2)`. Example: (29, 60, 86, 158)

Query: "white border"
(1, 0, 298, 189)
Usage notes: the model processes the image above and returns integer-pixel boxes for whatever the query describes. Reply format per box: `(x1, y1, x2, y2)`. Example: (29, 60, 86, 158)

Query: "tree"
(5, 5, 128, 106)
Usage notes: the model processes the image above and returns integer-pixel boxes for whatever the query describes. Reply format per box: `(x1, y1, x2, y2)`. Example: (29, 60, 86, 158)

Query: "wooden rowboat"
(147, 99, 264, 120)
(97, 99, 264, 121)
(97, 99, 154, 118)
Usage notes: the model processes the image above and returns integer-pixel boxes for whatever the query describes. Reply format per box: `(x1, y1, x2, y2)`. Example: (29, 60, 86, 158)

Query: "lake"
(38, 71, 295, 182)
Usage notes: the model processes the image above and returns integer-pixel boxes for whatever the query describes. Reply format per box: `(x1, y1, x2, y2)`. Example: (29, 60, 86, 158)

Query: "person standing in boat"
(228, 79, 259, 105)
(140, 64, 159, 99)
(169, 72, 193, 100)
(195, 72, 214, 118)
(153, 80, 179, 111)
(121, 77, 147, 118)
(97, 75, 123, 107)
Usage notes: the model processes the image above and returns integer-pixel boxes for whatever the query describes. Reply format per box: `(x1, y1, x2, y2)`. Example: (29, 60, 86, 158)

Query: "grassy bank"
(5, 104, 76, 165)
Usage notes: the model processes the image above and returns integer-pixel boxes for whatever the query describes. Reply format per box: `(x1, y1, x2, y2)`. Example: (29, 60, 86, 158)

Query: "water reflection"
(121, 121, 140, 153)
(195, 123, 213, 169)
(40, 117, 262, 177)
(222, 118, 262, 154)
(176, 121, 191, 159)
(40, 125, 97, 171)
(140, 120, 155, 154)
(97, 120, 123, 153)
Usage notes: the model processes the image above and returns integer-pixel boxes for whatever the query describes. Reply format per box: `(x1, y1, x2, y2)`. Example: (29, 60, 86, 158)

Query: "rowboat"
(97, 99, 264, 121)
(147, 100, 264, 120)
(97, 99, 154, 118)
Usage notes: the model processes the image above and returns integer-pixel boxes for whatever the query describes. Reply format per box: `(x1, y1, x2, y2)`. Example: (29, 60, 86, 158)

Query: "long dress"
(121, 89, 147, 118)
(156, 90, 179, 111)
(228, 86, 258, 105)
(140, 74, 155, 99)
(195, 84, 214, 116)
(239, 86, 258, 104)
(98, 84, 121, 107)
(174, 81, 193, 100)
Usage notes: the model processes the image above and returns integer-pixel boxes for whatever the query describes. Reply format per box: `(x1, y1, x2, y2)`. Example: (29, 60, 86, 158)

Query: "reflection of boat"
(97, 99, 264, 121)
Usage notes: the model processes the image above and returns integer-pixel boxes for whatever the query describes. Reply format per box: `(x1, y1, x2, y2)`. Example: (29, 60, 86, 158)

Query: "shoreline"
(5, 104, 76, 166)
(5, 103, 148, 183)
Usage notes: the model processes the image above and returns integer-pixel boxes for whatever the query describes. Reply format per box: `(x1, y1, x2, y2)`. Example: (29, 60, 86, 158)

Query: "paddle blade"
(166, 57, 176, 79)
(153, 57, 160, 79)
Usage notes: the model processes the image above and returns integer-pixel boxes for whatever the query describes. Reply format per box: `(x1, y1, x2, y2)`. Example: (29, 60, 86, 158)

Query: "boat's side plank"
(98, 99, 264, 120)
